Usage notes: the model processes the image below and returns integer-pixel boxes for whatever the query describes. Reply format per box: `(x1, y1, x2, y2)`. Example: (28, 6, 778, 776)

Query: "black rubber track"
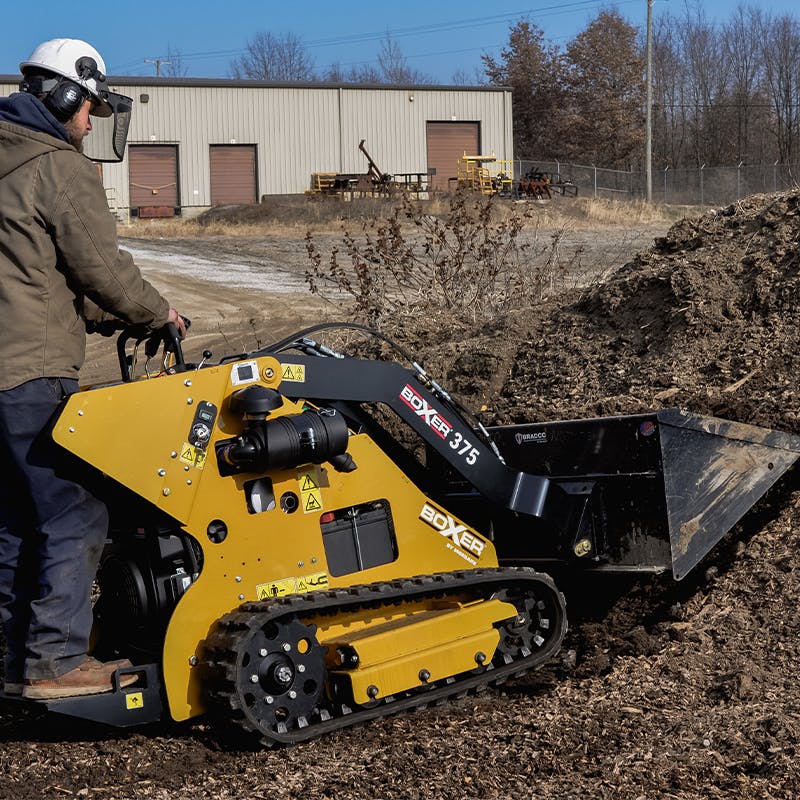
(204, 567, 567, 747)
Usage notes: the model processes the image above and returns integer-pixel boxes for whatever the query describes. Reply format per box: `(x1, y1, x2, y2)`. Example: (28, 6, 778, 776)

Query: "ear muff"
(44, 79, 88, 122)
(19, 71, 89, 123)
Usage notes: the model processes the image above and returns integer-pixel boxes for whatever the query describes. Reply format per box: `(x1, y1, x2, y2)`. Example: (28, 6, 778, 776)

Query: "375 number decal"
(449, 431, 479, 465)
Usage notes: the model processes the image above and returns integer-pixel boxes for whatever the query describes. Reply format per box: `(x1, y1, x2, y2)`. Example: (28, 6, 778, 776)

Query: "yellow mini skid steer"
(3, 322, 798, 746)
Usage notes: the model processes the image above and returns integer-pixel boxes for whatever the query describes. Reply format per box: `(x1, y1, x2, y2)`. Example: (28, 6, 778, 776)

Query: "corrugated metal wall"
(0, 77, 512, 212)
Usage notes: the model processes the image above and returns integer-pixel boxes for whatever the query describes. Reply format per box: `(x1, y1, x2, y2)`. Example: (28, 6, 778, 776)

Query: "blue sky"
(2, 1, 797, 83)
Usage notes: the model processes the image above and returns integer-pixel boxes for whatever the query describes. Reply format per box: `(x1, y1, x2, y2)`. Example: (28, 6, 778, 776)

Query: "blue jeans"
(0, 378, 108, 681)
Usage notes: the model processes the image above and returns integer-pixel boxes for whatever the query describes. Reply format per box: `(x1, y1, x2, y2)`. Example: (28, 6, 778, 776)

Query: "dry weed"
(118, 194, 679, 240)
(304, 189, 572, 327)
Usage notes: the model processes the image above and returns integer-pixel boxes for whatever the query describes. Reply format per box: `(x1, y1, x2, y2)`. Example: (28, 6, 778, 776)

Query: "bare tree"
(319, 35, 432, 85)
(650, 4, 799, 169)
(680, 7, 737, 165)
(760, 13, 800, 164)
(162, 44, 188, 78)
(320, 62, 381, 83)
(230, 32, 316, 82)
(652, 14, 690, 168)
(375, 33, 432, 84)
(450, 67, 486, 86)
(723, 6, 769, 164)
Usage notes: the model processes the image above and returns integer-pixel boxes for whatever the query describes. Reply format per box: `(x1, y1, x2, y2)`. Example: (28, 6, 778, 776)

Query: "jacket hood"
(0, 92, 70, 142)
(0, 92, 73, 179)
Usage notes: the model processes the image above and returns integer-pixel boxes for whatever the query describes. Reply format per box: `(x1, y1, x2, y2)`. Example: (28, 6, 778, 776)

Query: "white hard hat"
(20, 38, 112, 117)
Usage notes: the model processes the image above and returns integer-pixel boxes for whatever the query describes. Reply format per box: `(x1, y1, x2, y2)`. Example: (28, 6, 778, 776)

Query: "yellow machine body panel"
(52, 362, 243, 525)
(51, 357, 500, 722)
(321, 598, 516, 703)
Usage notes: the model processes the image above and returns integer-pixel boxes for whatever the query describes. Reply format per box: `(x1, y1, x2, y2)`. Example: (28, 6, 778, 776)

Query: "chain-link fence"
(515, 159, 799, 206)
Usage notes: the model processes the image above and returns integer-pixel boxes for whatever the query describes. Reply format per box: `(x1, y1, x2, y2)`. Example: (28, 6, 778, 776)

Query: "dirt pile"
(2, 191, 800, 799)
(413, 191, 800, 437)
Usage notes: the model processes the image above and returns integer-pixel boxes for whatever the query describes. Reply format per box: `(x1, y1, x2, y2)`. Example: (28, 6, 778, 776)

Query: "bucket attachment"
(486, 410, 800, 580)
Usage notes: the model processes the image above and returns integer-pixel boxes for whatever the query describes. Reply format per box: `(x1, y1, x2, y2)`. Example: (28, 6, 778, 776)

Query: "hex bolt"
(475, 651, 486, 665)
(288, 690, 297, 699)
(367, 685, 379, 699)
(282, 643, 291, 652)
(297, 664, 306, 673)
(265, 695, 274, 704)
(419, 669, 431, 683)
(250, 674, 259, 683)
(259, 648, 268, 657)
(275, 665, 293, 684)
(188, 656, 198, 666)
(162, 488, 171, 496)
(264, 367, 275, 379)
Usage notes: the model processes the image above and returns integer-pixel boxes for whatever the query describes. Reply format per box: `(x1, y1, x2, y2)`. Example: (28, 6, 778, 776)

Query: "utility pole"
(144, 58, 171, 77)
(645, 0, 653, 202)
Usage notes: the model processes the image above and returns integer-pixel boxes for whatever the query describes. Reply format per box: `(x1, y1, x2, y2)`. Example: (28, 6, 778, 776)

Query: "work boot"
(22, 657, 137, 699)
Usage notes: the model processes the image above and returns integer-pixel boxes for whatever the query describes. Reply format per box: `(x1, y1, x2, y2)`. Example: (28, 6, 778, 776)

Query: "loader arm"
(257, 351, 568, 522)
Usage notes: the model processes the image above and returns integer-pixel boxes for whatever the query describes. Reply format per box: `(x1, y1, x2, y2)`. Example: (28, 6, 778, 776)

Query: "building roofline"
(0, 74, 508, 92)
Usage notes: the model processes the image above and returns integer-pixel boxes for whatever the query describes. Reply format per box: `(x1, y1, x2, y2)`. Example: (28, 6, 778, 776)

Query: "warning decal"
(256, 571, 328, 600)
(298, 470, 323, 513)
(300, 473, 318, 491)
(256, 577, 296, 599)
(296, 572, 328, 592)
(281, 363, 306, 382)
(125, 692, 144, 710)
(304, 493, 322, 512)
(179, 443, 207, 470)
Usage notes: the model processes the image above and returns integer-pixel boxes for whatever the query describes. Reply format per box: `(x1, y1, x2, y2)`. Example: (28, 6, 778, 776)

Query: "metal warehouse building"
(0, 76, 512, 217)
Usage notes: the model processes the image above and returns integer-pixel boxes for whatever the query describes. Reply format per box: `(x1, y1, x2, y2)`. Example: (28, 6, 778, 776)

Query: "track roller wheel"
(209, 614, 329, 739)
(493, 584, 564, 662)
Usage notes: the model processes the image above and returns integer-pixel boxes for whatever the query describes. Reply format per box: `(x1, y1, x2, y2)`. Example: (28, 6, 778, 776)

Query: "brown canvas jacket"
(0, 119, 169, 390)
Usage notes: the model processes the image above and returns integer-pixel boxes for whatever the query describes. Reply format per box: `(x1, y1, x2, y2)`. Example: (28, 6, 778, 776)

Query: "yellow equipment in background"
(455, 152, 514, 195)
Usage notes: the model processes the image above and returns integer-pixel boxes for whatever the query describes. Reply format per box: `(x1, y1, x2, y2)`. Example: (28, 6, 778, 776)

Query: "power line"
(108, 0, 639, 75)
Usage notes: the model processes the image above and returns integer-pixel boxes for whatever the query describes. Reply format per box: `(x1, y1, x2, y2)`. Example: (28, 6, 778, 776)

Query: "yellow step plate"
(324, 598, 517, 704)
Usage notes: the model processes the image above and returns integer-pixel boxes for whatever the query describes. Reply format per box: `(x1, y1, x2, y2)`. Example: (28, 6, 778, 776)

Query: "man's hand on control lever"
(168, 308, 189, 339)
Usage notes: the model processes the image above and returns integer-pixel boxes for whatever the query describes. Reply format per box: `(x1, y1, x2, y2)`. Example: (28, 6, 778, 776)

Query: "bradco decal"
(419, 502, 486, 565)
(515, 430, 547, 445)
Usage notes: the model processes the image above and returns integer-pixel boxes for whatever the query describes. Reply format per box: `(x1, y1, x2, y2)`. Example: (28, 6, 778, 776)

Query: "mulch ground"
(2, 191, 799, 799)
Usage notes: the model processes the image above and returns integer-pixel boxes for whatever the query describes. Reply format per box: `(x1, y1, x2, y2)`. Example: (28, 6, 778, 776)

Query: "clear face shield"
(82, 90, 133, 163)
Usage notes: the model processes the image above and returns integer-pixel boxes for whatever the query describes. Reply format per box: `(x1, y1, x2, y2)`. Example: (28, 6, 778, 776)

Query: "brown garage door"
(128, 145, 179, 216)
(210, 145, 257, 206)
(426, 122, 480, 192)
